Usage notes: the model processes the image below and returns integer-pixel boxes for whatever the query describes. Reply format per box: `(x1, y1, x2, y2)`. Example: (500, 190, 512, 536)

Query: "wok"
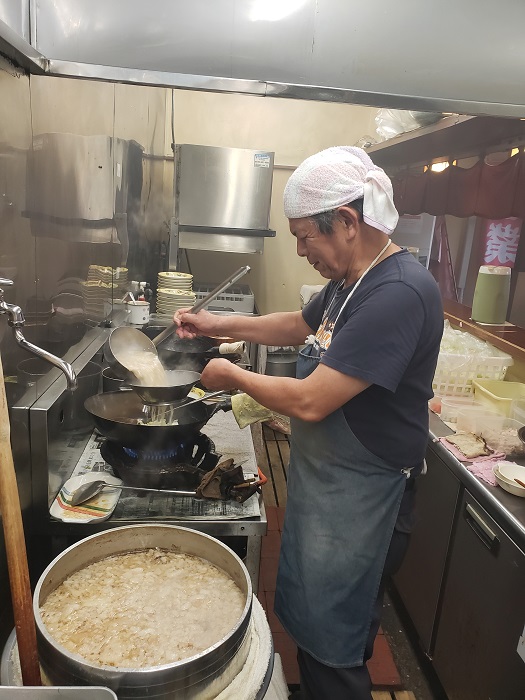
(142, 327, 241, 371)
(126, 369, 201, 404)
(84, 391, 231, 449)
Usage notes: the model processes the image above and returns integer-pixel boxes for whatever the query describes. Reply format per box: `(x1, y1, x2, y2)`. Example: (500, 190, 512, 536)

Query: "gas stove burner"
(100, 433, 221, 490)
(122, 446, 181, 461)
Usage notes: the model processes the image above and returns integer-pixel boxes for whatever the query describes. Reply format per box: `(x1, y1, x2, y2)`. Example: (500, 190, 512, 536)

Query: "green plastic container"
(471, 265, 511, 325)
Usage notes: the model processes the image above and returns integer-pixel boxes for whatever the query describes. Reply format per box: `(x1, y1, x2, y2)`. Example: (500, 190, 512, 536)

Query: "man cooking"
(173, 146, 443, 700)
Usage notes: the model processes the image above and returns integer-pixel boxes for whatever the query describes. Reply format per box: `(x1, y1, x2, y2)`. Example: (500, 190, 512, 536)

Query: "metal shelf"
(367, 115, 525, 171)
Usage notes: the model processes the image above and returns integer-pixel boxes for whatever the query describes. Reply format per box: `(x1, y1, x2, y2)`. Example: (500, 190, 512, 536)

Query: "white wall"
(170, 90, 377, 313)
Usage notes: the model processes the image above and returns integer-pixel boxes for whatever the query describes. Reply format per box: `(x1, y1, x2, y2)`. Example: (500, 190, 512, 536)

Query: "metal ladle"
(70, 450, 248, 505)
(106, 265, 250, 380)
(69, 481, 196, 506)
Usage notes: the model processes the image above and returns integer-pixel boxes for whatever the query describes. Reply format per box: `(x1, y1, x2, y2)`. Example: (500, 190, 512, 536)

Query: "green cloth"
(231, 393, 273, 429)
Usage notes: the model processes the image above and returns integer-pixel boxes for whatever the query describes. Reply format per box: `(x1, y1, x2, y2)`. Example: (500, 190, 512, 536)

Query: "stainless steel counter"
(429, 410, 525, 552)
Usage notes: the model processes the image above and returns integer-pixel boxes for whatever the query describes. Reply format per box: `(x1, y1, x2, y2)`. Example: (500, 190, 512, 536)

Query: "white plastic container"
(511, 398, 525, 425)
(440, 396, 478, 424)
(456, 405, 499, 434)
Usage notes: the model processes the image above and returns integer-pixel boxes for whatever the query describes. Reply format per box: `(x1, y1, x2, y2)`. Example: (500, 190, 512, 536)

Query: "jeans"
(296, 528, 410, 700)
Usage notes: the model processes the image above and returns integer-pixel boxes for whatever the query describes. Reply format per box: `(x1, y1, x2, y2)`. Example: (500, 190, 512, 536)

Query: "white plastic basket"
(432, 348, 513, 397)
(193, 284, 254, 313)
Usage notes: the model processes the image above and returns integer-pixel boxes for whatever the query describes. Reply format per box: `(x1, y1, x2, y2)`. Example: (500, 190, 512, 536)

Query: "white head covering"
(283, 146, 399, 235)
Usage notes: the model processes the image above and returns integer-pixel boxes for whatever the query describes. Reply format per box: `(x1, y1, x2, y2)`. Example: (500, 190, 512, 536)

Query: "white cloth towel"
(283, 146, 399, 235)
(216, 595, 275, 699)
(300, 284, 324, 307)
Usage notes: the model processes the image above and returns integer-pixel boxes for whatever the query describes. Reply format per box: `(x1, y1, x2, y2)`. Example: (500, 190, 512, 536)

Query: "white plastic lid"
(479, 265, 511, 275)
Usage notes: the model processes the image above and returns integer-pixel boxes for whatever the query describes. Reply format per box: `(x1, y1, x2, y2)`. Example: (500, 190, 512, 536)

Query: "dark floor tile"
(262, 530, 281, 559)
(265, 505, 280, 532)
(367, 634, 402, 687)
(260, 556, 279, 592)
(277, 506, 286, 532)
(272, 632, 300, 685)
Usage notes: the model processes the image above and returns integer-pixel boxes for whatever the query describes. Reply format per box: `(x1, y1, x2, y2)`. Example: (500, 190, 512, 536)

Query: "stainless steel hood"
(2, 0, 525, 118)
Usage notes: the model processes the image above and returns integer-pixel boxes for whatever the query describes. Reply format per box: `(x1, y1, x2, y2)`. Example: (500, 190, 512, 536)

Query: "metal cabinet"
(433, 490, 525, 700)
(393, 444, 461, 655)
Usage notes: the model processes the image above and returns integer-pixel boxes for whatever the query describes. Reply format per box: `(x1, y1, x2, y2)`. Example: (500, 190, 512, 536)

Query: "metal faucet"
(0, 278, 77, 391)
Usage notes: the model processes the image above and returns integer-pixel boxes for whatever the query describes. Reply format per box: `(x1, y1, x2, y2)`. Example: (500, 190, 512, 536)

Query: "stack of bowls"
(81, 280, 118, 323)
(493, 461, 525, 497)
(156, 272, 196, 318)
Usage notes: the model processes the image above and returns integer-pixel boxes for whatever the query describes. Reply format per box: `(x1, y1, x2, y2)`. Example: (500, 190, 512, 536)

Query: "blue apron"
(274, 343, 408, 667)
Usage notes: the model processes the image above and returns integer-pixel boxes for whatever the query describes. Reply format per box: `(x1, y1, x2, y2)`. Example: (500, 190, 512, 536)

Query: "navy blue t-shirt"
(302, 249, 443, 470)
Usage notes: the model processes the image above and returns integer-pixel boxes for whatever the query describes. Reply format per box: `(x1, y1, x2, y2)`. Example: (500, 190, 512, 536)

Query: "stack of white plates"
(156, 287, 196, 316)
(157, 271, 193, 290)
(156, 272, 194, 316)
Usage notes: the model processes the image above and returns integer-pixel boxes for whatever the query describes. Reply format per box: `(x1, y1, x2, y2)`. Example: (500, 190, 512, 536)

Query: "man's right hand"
(173, 308, 221, 338)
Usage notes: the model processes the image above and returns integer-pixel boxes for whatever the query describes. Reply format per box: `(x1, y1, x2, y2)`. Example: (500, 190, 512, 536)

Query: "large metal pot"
(62, 361, 102, 429)
(101, 367, 125, 393)
(33, 525, 253, 699)
(265, 352, 297, 378)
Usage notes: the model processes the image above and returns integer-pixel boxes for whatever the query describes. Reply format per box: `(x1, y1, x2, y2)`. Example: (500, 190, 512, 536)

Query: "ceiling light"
(430, 162, 449, 172)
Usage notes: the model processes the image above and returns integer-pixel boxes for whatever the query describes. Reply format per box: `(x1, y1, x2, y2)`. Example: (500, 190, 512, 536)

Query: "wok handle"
(206, 396, 233, 418)
(152, 391, 227, 421)
(151, 266, 250, 347)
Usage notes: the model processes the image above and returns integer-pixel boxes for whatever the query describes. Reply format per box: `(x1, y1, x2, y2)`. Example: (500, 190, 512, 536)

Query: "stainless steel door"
(433, 491, 525, 700)
(393, 445, 461, 655)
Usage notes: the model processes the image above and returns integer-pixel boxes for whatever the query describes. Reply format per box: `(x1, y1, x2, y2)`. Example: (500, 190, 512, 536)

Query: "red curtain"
(392, 152, 525, 219)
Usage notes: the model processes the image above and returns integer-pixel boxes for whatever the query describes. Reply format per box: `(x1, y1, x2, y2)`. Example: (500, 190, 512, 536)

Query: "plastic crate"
(432, 347, 513, 397)
(193, 284, 254, 313)
(472, 379, 525, 417)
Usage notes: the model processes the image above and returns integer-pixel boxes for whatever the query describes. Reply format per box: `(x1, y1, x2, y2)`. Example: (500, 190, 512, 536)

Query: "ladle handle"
(152, 390, 227, 420)
(151, 266, 251, 347)
(118, 485, 196, 497)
